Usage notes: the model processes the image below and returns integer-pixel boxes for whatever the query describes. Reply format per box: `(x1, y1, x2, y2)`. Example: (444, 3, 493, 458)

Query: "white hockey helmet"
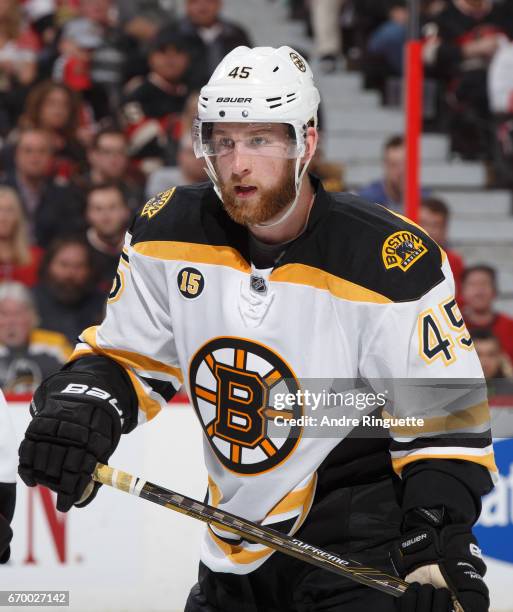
(193, 46, 320, 226)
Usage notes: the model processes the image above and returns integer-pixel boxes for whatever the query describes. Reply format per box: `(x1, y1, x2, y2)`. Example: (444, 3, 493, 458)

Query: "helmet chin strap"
(204, 156, 223, 201)
(205, 153, 313, 231)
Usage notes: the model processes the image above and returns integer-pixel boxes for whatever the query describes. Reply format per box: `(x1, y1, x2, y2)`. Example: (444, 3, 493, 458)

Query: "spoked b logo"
(188, 337, 302, 474)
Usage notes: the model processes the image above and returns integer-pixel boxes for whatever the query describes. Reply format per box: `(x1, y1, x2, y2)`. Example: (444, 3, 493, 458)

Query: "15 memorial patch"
(382, 230, 428, 272)
(189, 337, 302, 475)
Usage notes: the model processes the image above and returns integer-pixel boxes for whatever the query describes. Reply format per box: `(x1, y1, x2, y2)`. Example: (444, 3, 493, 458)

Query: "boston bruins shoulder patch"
(141, 187, 176, 219)
(382, 230, 428, 272)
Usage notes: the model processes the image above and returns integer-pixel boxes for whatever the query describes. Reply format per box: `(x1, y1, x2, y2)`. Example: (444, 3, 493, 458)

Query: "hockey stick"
(93, 463, 463, 611)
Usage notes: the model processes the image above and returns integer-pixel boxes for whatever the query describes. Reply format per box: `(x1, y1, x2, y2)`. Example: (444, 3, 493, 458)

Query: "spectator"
(488, 35, 513, 115)
(121, 27, 192, 171)
(54, 15, 106, 115)
(0, 281, 71, 393)
(118, 0, 173, 44)
(419, 196, 464, 297)
(367, 1, 408, 77)
(423, 0, 513, 158)
(308, 145, 345, 193)
(0, 0, 38, 133)
(175, 0, 252, 88)
(32, 237, 106, 343)
(0, 186, 43, 287)
(366, 0, 447, 83)
(15, 80, 86, 180)
(85, 183, 130, 293)
(356, 135, 431, 212)
(462, 264, 513, 363)
(311, 0, 346, 73)
(145, 134, 208, 195)
(80, 128, 145, 210)
(175, 134, 208, 182)
(59, 0, 136, 117)
(144, 92, 208, 194)
(473, 328, 513, 381)
(23, 0, 59, 77)
(117, 3, 164, 83)
(487, 31, 513, 187)
(0, 128, 84, 247)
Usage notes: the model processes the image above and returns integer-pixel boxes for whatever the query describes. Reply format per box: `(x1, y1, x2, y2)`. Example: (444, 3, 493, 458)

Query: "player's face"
(213, 123, 297, 226)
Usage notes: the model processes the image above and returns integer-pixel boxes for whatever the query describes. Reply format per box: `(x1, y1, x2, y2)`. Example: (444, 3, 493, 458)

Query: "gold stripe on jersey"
(270, 264, 392, 304)
(391, 450, 497, 476)
(68, 347, 163, 421)
(267, 473, 317, 518)
(292, 472, 318, 531)
(208, 530, 273, 564)
(208, 476, 223, 507)
(384, 400, 490, 436)
(133, 241, 251, 272)
(208, 473, 317, 566)
(125, 369, 164, 421)
(79, 326, 184, 384)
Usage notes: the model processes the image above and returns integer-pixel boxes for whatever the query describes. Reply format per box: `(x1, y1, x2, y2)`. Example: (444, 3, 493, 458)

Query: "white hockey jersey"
(70, 179, 496, 575)
(0, 389, 17, 485)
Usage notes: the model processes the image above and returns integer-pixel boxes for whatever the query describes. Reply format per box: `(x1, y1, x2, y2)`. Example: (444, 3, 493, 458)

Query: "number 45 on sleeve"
(418, 297, 473, 366)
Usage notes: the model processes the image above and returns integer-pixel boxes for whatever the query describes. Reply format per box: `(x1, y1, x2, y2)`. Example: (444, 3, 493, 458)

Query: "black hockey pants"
(184, 477, 402, 612)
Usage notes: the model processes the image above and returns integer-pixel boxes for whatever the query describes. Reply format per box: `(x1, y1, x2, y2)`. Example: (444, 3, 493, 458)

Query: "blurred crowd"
(296, 0, 513, 179)
(289, 0, 513, 390)
(0, 0, 253, 393)
(0, 0, 511, 395)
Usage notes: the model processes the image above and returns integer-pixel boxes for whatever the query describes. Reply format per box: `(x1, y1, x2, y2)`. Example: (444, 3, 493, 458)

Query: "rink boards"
(4, 400, 513, 612)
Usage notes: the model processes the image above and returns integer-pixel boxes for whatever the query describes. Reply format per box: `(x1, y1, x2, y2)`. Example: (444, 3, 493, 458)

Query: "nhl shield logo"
(382, 230, 428, 272)
(141, 187, 176, 220)
(250, 274, 267, 295)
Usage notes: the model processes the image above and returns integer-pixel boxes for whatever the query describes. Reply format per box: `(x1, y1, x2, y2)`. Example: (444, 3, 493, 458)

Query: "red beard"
(218, 160, 296, 226)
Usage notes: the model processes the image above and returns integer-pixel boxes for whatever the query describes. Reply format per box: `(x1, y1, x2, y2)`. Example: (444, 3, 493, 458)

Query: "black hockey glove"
(0, 513, 13, 564)
(18, 370, 125, 512)
(398, 583, 453, 612)
(391, 507, 489, 612)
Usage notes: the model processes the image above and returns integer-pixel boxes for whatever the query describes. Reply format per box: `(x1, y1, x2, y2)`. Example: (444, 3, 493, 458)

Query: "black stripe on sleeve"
(390, 431, 492, 453)
(141, 377, 179, 402)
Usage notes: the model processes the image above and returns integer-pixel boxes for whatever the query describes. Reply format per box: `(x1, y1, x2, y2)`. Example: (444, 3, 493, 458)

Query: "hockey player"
(1, 389, 17, 564)
(19, 47, 494, 611)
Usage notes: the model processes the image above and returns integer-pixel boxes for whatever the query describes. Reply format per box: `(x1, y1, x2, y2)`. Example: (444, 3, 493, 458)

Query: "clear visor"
(195, 121, 301, 159)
